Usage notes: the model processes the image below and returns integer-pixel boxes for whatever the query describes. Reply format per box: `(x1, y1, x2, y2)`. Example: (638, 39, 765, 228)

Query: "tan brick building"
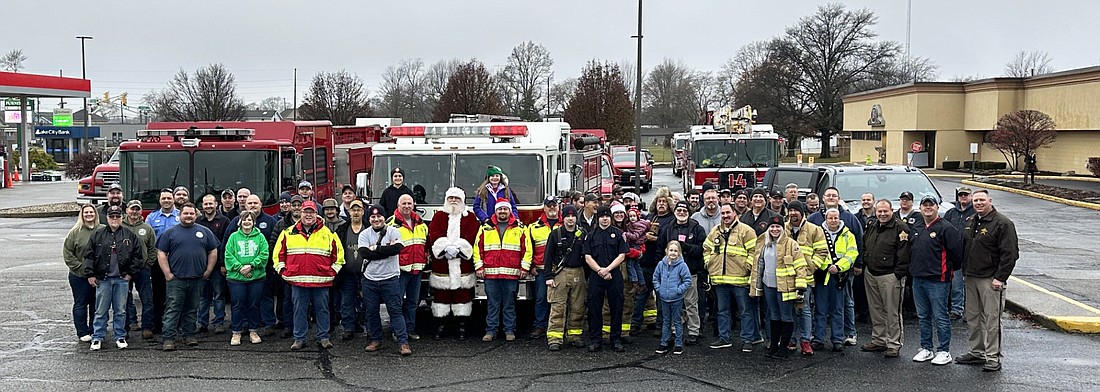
(842, 66, 1100, 174)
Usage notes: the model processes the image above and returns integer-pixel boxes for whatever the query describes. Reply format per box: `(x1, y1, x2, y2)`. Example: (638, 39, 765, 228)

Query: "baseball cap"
(126, 200, 143, 210)
(291, 195, 305, 204)
(107, 183, 122, 192)
(920, 195, 938, 205)
(221, 188, 234, 197)
(279, 192, 293, 202)
(899, 191, 914, 200)
(298, 180, 312, 189)
(341, 184, 355, 194)
(106, 205, 124, 217)
(322, 198, 339, 209)
(301, 201, 318, 212)
(583, 193, 599, 203)
(367, 204, 385, 217)
(674, 201, 691, 212)
(719, 188, 732, 196)
(173, 186, 189, 195)
(733, 189, 748, 198)
(349, 199, 365, 209)
(622, 192, 639, 201)
(956, 186, 973, 195)
(769, 189, 783, 199)
(561, 204, 578, 218)
(595, 205, 613, 218)
(542, 195, 558, 206)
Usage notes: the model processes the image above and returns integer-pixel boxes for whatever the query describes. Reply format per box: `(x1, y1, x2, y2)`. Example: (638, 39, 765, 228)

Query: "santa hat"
(446, 187, 466, 200)
(495, 198, 512, 210)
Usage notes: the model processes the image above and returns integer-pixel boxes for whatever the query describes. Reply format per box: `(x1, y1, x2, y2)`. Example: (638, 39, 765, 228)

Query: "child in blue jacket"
(653, 240, 692, 355)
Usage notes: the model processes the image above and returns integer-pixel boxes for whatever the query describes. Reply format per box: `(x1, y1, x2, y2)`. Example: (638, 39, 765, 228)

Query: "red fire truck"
(117, 121, 335, 215)
(682, 106, 781, 194)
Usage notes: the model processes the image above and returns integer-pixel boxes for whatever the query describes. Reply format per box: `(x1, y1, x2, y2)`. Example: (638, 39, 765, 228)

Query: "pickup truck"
(759, 164, 953, 215)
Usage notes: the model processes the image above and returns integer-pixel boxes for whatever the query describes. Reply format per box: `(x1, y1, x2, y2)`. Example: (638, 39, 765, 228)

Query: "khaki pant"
(865, 273, 904, 349)
(965, 277, 1006, 363)
(547, 267, 587, 345)
(603, 263, 635, 336)
(682, 275, 700, 336)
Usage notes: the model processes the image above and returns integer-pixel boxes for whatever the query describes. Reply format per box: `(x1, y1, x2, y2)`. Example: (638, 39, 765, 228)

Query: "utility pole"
(631, 0, 643, 192)
(292, 68, 298, 120)
(77, 35, 92, 167)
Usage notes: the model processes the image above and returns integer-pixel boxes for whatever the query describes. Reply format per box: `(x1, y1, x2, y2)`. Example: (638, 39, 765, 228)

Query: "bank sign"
(33, 126, 101, 139)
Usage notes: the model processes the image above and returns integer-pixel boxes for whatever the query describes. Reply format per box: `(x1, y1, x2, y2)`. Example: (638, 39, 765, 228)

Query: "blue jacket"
(653, 256, 692, 302)
(472, 183, 519, 222)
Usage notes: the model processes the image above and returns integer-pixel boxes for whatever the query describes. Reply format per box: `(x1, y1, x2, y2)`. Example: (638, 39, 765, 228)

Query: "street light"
(76, 36, 92, 155)
(631, 0, 643, 192)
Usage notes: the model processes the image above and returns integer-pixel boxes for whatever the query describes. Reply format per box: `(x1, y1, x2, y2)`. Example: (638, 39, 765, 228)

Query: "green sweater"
(63, 223, 103, 277)
(122, 219, 158, 268)
(224, 227, 270, 282)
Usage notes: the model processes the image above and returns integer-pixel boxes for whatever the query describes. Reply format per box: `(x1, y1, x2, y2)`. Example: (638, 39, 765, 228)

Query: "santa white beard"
(442, 201, 466, 217)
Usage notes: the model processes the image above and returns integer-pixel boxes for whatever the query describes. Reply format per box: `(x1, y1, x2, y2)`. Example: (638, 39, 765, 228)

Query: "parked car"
(759, 164, 953, 215)
(611, 151, 653, 192)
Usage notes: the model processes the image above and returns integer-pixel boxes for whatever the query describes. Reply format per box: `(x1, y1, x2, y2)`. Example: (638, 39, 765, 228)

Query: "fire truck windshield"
(372, 154, 544, 207)
(455, 154, 543, 206)
(693, 139, 778, 168)
(121, 150, 279, 208)
(372, 155, 452, 205)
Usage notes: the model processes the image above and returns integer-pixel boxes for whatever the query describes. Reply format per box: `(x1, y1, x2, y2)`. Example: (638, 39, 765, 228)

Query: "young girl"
(224, 211, 270, 346)
(472, 165, 518, 222)
(653, 240, 692, 355)
(621, 207, 649, 287)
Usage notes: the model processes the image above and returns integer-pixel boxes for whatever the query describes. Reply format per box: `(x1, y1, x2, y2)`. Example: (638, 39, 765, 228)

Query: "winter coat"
(908, 217, 963, 282)
(656, 218, 708, 275)
(63, 223, 102, 277)
(962, 209, 1018, 282)
(224, 227, 270, 282)
(863, 217, 911, 278)
(121, 219, 158, 268)
(815, 223, 859, 286)
(82, 225, 144, 279)
(274, 221, 345, 287)
(703, 220, 758, 286)
(653, 256, 692, 302)
(749, 233, 808, 300)
(785, 220, 827, 286)
(472, 183, 519, 222)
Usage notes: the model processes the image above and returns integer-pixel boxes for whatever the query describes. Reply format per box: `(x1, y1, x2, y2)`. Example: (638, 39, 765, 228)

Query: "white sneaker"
(844, 335, 858, 346)
(116, 339, 128, 349)
(90, 340, 101, 351)
(79, 335, 93, 342)
(931, 351, 953, 365)
(912, 348, 934, 362)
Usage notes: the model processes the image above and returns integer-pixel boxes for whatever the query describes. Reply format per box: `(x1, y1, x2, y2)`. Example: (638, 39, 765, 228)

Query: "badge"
(898, 231, 909, 242)
(610, 233, 616, 238)
(980, 228, 988, 235)
(196, 231, 204, 238)
(259, 222, 268, 229)
(714, 237, 722, 244)
(138, 228, 147, 236)
(929, 231, 936, 239)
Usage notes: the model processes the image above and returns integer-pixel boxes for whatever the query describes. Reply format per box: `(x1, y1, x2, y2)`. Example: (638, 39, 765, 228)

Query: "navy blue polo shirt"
(156, 223, 219, 279)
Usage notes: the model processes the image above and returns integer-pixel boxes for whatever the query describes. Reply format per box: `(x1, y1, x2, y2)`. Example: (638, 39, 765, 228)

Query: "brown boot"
(399, 343, 412, 356)
(364, 340, 382, 352)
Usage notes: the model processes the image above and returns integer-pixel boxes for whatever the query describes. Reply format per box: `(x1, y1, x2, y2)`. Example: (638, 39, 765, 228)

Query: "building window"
(850, 131, 883, 141)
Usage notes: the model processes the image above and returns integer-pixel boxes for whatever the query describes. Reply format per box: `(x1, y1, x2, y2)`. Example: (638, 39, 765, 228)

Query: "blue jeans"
(731, 285, 759, 342)
(125, 267, 154, 330)
(813, 278, 845, 344)
(844, 278, 856, 337)
(913, 277, 952, 352)
(92, 277, 129, 341)
(291, 285, 331, 341)
(532, 269, 549, 330)
(763, 286, 794, 322)
(163, 277, 204, 341)
(484, 278, 519, 335)
(197, 272, 227, 328)
(228, 279, 264, 333)
(659, 299, 684, 347)
(950, 272, 965, 315)
(399, 272, 422, 333)
(362, 277, 407, 343)
(339, 270, 363, 333)
(68, 273, 96, 338)
(626, 259, 644, 284)
(793, 288, 813, 343)
(282, 281, 296, 331)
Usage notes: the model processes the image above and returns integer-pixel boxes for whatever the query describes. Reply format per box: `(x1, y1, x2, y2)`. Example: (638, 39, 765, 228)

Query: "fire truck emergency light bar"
(389, 125, 528, 138)
(137, 128, 256, 137)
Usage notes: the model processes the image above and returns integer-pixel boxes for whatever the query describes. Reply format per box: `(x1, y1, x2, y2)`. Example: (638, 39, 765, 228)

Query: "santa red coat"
(427, 209, 480, 317)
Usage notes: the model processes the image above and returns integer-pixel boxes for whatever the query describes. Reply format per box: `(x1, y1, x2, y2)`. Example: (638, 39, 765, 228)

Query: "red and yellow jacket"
(274, 221, 344, 288)
(388, 212, 428, 274)
(524, 214, 560, 270)
(474, 215, 531, 280)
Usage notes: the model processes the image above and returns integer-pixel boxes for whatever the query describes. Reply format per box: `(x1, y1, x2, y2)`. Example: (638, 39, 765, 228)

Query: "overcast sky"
(7, 0, 1100, 110)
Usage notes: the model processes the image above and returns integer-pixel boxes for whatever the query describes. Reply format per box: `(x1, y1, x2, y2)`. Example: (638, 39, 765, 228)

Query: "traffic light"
(120, 93, 127, 106)
(102, 91, 110, 104)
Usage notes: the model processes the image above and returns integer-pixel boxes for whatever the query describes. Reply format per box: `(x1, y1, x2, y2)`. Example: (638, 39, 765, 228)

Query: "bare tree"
(564, 61, 634, 144)
(781, 4, 902, 158)
(299, 70, 371, 126)
(1005, 50, 1054, 77)
(988, 109, 1057, 171)
(734, 39, 814, 155)
(642, 58, 697, 127)
(146, 63, 246, 121)
(498, 41, 553, 121)
(432, 60, 502, 122)
(376, 59, 429, 122)
(620, 60, 636, 104)
(950, 74, 984, 82)
(424, 59, 464, 119)
(253, 96, 286, 110)
(851, 55, 939, 92)
(1, 49, 27, 72)
(547, 77, 578, 117)
(689, 71, 720, 123)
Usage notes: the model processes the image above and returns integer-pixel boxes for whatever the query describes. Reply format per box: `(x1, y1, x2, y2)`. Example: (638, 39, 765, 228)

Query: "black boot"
(434, 324, 446, 340)
(457, 318, 468, 341)
(775, 322, 794, 359)
(765, 321, 782, 358)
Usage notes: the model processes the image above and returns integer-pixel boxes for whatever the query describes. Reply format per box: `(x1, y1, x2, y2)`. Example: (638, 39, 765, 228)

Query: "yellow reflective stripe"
(795, 278, 810, 288)
(567, 329, 584, 336)
(775, 267, 796, 276)
(621, 324, 632, 331)
(286, 248, 332, 257)
(643, 310, 657, 317)
(399, 263, 426, 272)
(283, 275, 335, 284)
(711, 275, 750, 285)
(781, 291, 799, 301)
(483, 267, 522, 276)
(602, 326, 611, 333)
(812, 240, 827, 248)
(724, 246, 748, 256)
(546, 331, 564, 339)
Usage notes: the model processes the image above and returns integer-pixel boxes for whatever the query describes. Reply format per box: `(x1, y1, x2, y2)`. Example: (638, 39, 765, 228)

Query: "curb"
(961, 179, 1100, 212)
(0, 210, 80, 218)
(1005, 276, 1100, 334)
(925, 173, 971, 179)
(992, 174, 1100, 183)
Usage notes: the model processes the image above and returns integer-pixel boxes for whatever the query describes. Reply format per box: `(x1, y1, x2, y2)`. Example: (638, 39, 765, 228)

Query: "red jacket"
(388, 212, 428, 274)
(474, 214, 531, 280)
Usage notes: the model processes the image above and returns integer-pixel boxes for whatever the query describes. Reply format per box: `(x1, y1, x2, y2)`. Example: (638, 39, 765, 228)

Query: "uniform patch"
(610, 233, 616, 238)
(138, 228, 147, 236)
(196, 231, 204, 238)
(899, 231, 909, 241)
(980, 228, 988, 235)
(259, 222, 268, 229)
(929, 231, 936, 239)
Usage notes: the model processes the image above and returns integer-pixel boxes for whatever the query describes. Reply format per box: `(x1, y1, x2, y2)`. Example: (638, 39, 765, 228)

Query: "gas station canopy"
(0, 71, 91, 98)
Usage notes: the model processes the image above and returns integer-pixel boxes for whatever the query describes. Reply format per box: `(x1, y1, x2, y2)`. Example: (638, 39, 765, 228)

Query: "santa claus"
(427, 187, 481, 340)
